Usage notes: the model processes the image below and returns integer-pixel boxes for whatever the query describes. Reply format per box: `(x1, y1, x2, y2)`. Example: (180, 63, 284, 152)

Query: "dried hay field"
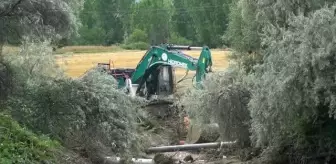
(55, 47, 231, 90)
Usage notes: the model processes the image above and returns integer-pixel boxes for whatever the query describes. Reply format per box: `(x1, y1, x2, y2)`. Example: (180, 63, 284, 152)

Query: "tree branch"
(0, 0, 25, 17)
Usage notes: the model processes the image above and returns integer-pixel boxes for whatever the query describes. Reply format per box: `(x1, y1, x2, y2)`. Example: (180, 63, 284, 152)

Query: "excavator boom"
(132, 45, 212, 91)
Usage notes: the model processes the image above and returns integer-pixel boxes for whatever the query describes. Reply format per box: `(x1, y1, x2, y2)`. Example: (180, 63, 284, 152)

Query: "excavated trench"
(138, 102, 244, 164)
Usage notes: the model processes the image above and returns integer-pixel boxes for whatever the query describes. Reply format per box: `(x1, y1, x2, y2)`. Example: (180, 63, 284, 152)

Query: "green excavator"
(97, 44, 218, 144)
(98, 44, 213, 101)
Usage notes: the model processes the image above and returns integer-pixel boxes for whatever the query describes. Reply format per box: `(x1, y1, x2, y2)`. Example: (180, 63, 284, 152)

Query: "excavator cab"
(136, 65, 173, 99)
(143, 65, 175, 100)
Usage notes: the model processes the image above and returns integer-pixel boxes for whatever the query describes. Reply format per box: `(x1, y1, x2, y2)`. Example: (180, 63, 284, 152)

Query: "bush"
(177, 65, 251, 147)
(168, 32, 192, 45)
(0, 113, 60, 164)
(121, 42, 150, 50)
(247, 5, 336, 163)
(126, 29, 148, 44)
(5, 41, 148, 163)
(121, 29, 150, 50)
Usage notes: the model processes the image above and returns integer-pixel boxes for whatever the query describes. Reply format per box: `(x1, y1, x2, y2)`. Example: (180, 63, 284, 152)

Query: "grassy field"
(55, 46, 230, 91)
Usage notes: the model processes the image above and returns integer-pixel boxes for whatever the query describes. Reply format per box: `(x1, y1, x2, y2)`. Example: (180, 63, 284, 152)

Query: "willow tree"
(0, 0, 83, 58)
(248, 4, 336, 163)
(0, 0, 83, 110)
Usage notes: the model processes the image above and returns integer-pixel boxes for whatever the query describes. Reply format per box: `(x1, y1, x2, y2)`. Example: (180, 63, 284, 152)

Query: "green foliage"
(177, 65, 251, 147)
(0, 0, 84, 45)
(225, 0, 260, 53)
(72, 26, 106, 45)
(4, 41, 147, 162)
(0, 113, 60, 164)
(72, 0, 134, 45)
(247, 4, 336, 163)
(71, 0, 235, 47)
(130, 0, 173, 45)
(126, 29, 148, 44)
(121, 42, 149, 50)
(185, 0, 233, 47)
(168, 32, 192, 45)
(171, 0, 197, 43)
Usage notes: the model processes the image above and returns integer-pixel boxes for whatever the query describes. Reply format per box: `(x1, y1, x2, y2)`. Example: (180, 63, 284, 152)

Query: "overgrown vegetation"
(178, 67, 251, 148)
(0, 113, 60, 164)
(3, 0, 336, 163)
(178, 1, 336, 164)
(1, 41, 149, 163)
(247, 5, 336, 163)
(0, 0, 84, 56)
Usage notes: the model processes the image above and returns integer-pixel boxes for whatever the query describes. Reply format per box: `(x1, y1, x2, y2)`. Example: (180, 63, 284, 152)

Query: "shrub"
(5, 41, 147, 163)
(177, 65, 251, 147)
(0, 113, 60, 164)
(121, 42, 149, 50)
(168, 32, 192, 45)
(126, 29, 148, 44)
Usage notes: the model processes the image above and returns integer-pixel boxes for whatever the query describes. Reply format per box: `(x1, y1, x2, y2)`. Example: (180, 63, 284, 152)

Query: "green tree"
(0, 0, 84, 57)
(96, 0, 135, 45)
(171, 0, 197, 43)
(241, 1, 336, 163)
(224, 0, 262, 74)
(130, 0, 173, 45)
(73, 0, 135, 45)
(225, 0, 260, 53)
(186, 0, 232, 47)
(71, 0, 105, 45)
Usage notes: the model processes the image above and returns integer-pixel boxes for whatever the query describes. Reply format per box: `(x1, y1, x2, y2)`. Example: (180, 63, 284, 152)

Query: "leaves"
(246, 3, 336, 162)
(0, 0, 84, 45)
(177, 65, 251, 147)
(0, 113, 60, 164)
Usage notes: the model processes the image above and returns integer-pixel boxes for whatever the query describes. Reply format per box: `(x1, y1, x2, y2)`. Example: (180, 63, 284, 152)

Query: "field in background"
(55, 47, 230, 91)
(54, 45, 124, 54)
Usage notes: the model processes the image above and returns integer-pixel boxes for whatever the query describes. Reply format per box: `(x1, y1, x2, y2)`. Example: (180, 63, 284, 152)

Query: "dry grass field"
(55, 47, 231, 90)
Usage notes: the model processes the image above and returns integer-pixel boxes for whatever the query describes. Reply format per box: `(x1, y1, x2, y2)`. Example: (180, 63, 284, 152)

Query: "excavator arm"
(131, 44, 212, 97)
